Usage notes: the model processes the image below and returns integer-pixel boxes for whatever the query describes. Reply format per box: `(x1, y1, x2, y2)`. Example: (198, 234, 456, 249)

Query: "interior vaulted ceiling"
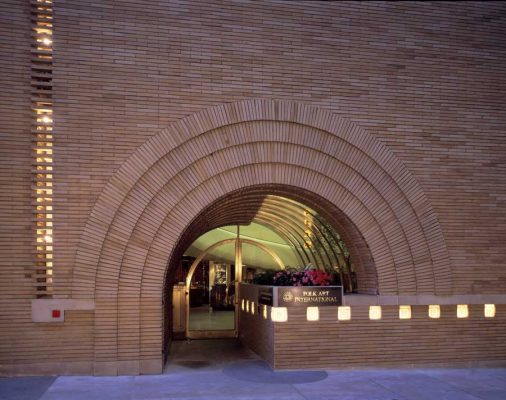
(172, 186, 357, 286)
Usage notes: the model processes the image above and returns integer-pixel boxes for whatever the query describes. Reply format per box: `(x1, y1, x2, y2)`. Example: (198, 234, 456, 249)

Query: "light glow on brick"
(428, 304, 440, 319)
(457, 304, 469, 318)
(271, 307, 288, 322)
(484, 304, 495, 318)
(306, 306, 319, 321)
(399, 305, 411, 319)
(369, 306, 382, 320)
(337, 306, 351, 321)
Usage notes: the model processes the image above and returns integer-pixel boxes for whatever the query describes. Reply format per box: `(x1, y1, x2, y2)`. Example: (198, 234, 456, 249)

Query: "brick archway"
(72, 99, 452, 374)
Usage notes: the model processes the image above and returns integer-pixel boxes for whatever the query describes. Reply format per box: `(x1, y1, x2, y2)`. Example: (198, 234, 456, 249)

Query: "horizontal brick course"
(1, 0, 505, 374)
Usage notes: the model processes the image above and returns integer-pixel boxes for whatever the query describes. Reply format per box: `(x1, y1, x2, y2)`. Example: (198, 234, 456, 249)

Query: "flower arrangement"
(253, 269, 335, 286)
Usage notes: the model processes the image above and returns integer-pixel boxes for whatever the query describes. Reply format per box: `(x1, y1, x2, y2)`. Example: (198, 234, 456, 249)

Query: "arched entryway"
(170, 189, 367, 344)
(72, 99, 452, 375)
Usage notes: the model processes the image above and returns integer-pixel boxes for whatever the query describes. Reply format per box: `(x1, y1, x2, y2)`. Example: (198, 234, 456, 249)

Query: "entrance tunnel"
(163, 185, 375, 357)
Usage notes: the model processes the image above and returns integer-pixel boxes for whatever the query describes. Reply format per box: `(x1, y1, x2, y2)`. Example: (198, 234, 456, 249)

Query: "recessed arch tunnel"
(165, 185, 371, 294)
(171, 186, 372, 344)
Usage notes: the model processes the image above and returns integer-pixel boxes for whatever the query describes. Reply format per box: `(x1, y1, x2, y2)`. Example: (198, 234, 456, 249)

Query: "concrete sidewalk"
(2, 367, 506, 400)
(2, 340, 506, 400)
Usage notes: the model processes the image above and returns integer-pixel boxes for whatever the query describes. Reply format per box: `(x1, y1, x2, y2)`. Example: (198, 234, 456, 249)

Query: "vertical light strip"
(31, 0, 54, 298)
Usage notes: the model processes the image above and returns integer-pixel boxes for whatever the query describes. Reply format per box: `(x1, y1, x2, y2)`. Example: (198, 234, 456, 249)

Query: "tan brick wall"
(53, 0, 506, 295)
(0, 0, 41, 368)
(239, 288, 506, 369)
(239, 284, 274, 366)
(1, 0, 505, 374)
(273, 304, 506, 369)
(0, 0, 96, 374)
(72, 105, 452, 296)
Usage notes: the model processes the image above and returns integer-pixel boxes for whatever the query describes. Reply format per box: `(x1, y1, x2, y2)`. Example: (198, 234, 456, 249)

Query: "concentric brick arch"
(71, 99, 452, 373)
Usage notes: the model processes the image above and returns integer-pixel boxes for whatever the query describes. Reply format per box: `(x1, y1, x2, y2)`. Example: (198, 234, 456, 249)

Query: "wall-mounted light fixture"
(369, 306, 382, 320)
(337, 306, 351, 321)
(271, 307, 288, 322)
(306, 307, 319, 321)
(399, 305, 412, 320)
(484, 304, 495, 318)
(457, 304, 469, 319)
(428, 304, 440, 319)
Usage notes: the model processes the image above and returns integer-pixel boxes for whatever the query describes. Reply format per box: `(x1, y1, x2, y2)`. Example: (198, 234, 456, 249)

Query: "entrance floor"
(188, 307, 235, 331)
(1, 340, 506, 399)
(165, 339, 257, 373)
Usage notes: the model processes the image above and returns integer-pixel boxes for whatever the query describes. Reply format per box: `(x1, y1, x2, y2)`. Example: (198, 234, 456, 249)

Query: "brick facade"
(1, 1, 505, 375)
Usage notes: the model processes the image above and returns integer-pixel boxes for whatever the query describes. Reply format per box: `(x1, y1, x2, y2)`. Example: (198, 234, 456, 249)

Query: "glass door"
(186, 239, 239, 339)
(187, 261, 236, 338)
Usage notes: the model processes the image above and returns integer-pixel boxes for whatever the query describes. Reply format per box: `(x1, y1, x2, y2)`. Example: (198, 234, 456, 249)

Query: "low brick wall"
(238, 283, 275, 367)
(239, 284, 506, 369)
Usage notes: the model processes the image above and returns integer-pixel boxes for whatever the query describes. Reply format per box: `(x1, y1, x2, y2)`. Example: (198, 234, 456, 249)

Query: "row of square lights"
(241, 300, 497, 322)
